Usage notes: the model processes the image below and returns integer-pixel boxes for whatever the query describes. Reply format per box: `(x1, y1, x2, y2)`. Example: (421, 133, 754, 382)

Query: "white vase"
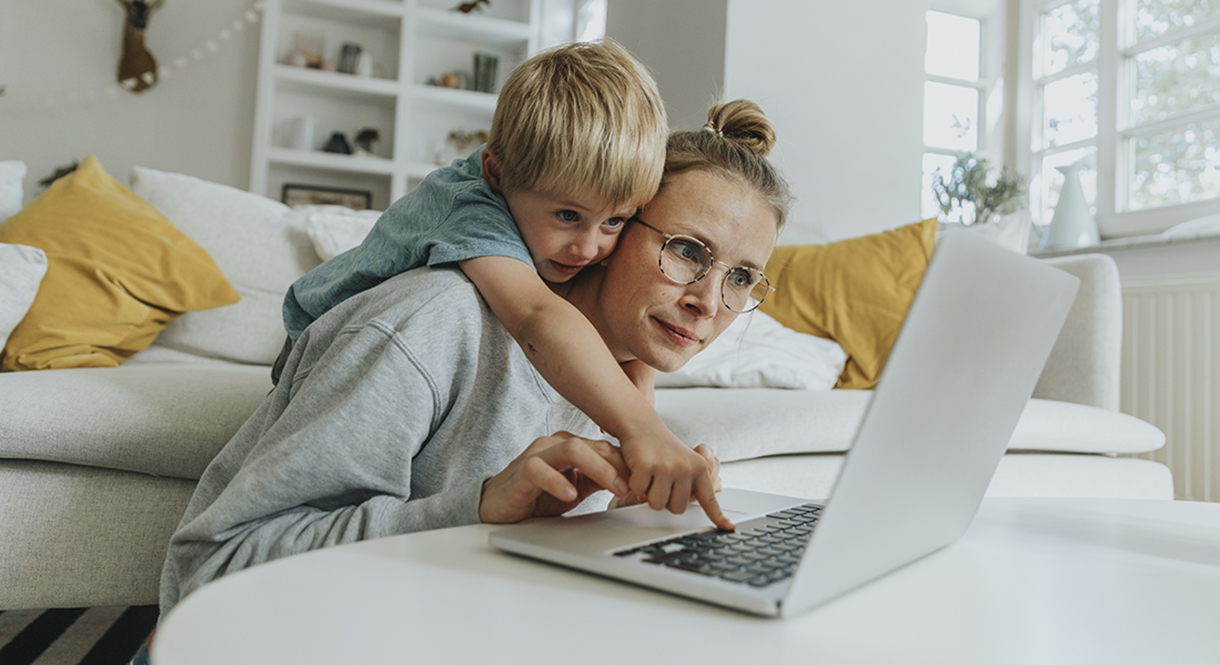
(1041, 162, 1099, 251)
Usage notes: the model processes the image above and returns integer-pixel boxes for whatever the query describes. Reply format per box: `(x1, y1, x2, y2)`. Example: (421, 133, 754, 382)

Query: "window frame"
(1017, 0, 1220, 237)
(922, 7, 990, 221)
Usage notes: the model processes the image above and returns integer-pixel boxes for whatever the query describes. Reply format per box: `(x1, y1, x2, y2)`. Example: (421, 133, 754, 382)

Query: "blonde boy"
(280, 40, 732, 529)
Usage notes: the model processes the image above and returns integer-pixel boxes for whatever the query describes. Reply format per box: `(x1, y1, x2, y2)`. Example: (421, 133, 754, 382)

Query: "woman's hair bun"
(706, 100, 776, 157)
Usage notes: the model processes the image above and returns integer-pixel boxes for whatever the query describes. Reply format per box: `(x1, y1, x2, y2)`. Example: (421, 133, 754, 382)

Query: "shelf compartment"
(416, 7, 530, 47)
(269, 147, 397, 175)
(281, 0, 405, 26)
(276, 65, 400, 99)
(411, 84, 497, 113)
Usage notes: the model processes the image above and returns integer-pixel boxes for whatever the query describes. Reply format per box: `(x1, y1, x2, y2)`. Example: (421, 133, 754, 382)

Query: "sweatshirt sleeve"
(162, 319, 483, 610)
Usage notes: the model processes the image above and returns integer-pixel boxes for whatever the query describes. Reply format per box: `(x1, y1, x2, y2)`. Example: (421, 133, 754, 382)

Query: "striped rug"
(0, 606, 156, 665)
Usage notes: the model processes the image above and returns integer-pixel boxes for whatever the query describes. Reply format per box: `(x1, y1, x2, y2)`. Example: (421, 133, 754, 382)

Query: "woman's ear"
(481, 149, 504, 193)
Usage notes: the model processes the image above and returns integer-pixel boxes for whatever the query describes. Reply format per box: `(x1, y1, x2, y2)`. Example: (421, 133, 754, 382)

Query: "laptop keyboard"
(613, 503, 822, 588)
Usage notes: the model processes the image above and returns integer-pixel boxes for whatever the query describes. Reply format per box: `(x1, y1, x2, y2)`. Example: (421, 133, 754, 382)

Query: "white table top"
(154, 498, 1220, 664)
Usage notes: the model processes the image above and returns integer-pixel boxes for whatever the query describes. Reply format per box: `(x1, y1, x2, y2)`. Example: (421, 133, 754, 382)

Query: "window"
(1021, 0, 1220, 236)
(921, 10, 985, 222)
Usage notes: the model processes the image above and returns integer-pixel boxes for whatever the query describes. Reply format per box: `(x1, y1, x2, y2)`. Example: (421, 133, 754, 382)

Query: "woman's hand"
(608, 444, 723, 510)
(479, 432, 632, 524)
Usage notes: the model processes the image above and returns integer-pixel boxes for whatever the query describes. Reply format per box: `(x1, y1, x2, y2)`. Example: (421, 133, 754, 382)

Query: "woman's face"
(590, 169, 779, 372)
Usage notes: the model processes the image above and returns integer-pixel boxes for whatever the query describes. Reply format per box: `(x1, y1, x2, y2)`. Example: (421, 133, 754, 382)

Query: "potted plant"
(931, 153, 1027, 226)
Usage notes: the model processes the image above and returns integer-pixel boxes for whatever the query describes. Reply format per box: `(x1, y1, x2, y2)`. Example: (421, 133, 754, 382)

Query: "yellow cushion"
(760, 218, 937, 390)
(0, 155, 239, 371)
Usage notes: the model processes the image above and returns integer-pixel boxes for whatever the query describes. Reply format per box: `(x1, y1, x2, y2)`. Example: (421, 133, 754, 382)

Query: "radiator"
(1122, 272, 1220, 502)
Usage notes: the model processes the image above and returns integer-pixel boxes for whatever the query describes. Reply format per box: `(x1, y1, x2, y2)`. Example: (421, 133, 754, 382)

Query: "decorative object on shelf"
(287, 115, 316, 151)
(931, 152, 1027, 226)
(116, 0, 166, 93)
(355, 51, 374, 77)
(338, 43, 362, 75)
(472, 52, 498, 93)
(453, 0, 490, 13)
(1040, 161, 1100, 252)
(322, 131, 352, 155)
(432, 129, 489, 165)
(282, 183, 372, 210)
(286, 32, 324, 69)
(353, 128, 381, 156)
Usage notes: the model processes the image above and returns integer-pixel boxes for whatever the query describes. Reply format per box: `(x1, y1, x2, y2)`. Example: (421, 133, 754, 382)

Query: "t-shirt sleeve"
(420, 187, 533, 268)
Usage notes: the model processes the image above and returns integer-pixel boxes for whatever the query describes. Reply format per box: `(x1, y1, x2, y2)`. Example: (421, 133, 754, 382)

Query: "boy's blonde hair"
(487, 39, 667, 207)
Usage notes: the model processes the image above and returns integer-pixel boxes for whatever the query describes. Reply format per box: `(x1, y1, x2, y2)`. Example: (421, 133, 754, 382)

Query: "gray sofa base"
(0, 460, 195, 610)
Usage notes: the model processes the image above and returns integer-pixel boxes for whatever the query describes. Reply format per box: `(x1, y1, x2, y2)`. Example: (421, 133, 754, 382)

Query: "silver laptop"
(489, 231, 1080, 618)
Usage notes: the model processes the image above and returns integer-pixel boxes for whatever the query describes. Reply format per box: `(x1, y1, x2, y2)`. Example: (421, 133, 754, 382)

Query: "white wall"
(605, 0, 727, 132)
(608, 0, 1010, 243)
(0, 0, 259, 202)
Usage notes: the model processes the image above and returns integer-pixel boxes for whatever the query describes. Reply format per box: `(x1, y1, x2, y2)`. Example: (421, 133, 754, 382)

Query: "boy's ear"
(481, 149, 504, 193)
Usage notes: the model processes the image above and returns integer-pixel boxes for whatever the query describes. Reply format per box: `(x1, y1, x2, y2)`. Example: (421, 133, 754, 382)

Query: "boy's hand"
(620, 430, 735, 530)
(610, 443, 722, 510)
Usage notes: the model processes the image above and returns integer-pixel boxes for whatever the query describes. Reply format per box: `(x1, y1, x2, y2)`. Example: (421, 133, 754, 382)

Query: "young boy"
(279, 40, 732, 529)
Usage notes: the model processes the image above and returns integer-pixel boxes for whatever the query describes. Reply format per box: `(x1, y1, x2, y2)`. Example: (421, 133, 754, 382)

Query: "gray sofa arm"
(1031, 253, 1122, 411)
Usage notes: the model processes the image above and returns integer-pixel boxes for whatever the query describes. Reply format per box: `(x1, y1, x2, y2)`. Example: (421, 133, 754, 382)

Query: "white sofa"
(0, 167, 1171, 611)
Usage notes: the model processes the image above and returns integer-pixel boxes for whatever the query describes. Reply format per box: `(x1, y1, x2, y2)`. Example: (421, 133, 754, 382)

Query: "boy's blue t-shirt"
(283, 146, 533, 341)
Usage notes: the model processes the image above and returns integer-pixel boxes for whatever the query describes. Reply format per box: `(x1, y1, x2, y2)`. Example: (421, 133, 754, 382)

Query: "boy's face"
(502, 188, 639, 283)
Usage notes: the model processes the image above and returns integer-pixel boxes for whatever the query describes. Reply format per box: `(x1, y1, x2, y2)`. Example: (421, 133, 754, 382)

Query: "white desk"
(155, 498, 1220, 664)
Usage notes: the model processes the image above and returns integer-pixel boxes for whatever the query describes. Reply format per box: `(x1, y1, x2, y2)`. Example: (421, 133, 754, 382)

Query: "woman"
(159, 100, 791, 619)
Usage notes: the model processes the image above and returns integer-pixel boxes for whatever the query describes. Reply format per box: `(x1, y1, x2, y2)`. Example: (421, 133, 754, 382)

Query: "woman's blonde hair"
(487, 39, 668, 207)
(662, 100, 792, 230)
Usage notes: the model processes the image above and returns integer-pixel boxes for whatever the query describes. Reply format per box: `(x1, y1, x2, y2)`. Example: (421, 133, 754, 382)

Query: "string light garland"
(5, 1, 264, 110)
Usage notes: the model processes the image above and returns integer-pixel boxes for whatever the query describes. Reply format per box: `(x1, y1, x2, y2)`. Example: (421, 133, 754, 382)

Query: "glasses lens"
(660, 236, 710, 283)
(722, 268, 770, 313)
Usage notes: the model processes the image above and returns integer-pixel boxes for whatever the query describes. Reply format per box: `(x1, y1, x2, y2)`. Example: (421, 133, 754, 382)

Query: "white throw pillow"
(655, 310, 847, 390)
(0, 243, 48, 353)
(937, 209, 1031, 255)
(130, 166, 323, 365)
(0, 161, 27, 222)
(302, 205, 381, 261)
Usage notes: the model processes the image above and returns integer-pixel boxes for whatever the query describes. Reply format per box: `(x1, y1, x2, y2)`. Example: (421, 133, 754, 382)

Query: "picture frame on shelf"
(282, 183, 373, 210)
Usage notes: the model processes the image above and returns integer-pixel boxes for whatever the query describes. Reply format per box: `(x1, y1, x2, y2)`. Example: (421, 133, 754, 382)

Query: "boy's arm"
(621, 359, 656, 405)
(461, 256, 733, 530)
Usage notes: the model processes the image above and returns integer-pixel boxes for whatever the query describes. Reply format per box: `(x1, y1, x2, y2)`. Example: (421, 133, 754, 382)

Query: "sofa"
(0, 159, 1171, 610)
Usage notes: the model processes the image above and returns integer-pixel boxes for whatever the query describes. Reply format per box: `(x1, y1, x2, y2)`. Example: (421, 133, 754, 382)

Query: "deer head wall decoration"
(117, 0, 165, 93)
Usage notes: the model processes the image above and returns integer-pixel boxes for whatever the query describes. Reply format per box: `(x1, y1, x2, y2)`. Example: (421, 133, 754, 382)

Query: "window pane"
(1132, 26, 1220, 125)
(923, 82, 979, 151)
(1135, 0, 1220, 42)
(1041, 0, 1100, 77)
(925, 11, 981, 81)
(1043, 71, 1099, 147)
(1130, 116, 1220, 210)
(922, 153, 967, 221)
(1034, 147, 1097, 224)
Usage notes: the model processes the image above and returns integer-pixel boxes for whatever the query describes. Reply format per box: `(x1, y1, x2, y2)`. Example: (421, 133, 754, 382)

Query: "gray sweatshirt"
(160, 267, 597, 614)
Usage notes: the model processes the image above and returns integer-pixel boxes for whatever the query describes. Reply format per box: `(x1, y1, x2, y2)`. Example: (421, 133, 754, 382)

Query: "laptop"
(489, 230, 1080, 618)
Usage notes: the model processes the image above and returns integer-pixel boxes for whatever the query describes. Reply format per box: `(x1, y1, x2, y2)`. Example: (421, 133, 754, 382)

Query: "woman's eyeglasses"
(632, 217, 772, 313)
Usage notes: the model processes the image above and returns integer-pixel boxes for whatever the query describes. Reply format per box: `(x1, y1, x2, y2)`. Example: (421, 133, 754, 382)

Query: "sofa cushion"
(0, 364, 271, 480)
(760, 218, 937, 390)
(0, 160, 25, 222)
(130, 166, 323, 365)
(0, 243, 47, 352)
(0, 156, 240, 371)
(655, 388, 1165, 462)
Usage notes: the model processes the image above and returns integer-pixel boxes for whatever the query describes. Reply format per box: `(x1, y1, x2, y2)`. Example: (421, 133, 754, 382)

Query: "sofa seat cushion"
(656, 388, 1165, 463)
(0, 364, 271, 480)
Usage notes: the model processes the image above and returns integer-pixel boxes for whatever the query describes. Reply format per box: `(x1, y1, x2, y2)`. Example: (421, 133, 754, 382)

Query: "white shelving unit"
(250, 0, 541, 210)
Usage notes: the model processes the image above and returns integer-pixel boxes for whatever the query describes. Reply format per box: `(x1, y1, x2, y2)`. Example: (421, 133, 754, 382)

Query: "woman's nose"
(682, 272, 722, 316)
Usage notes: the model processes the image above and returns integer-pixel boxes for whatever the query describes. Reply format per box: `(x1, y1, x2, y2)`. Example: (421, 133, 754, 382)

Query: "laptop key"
(719, 568, 757, 583)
